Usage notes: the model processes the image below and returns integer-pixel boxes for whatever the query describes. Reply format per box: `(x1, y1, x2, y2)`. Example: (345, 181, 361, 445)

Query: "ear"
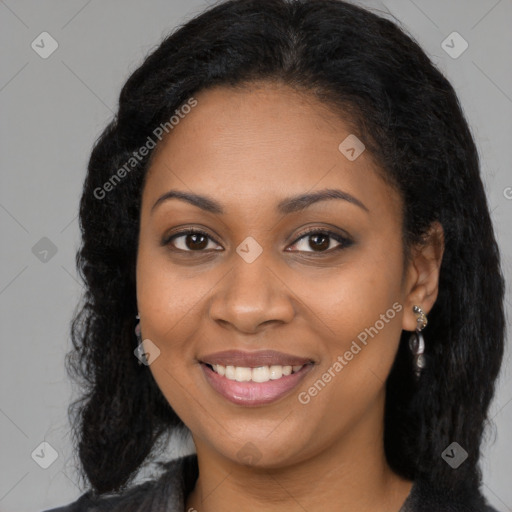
(402, 222, 444, 332)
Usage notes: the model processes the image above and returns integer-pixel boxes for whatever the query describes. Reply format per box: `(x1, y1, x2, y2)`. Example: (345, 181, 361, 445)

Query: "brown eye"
(288, 229, 353, 253)
(164, 230, 222, 252)
(307, 233, 330, 251)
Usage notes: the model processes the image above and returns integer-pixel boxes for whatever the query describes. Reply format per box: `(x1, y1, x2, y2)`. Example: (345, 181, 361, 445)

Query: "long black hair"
(67, 0, 505, 499)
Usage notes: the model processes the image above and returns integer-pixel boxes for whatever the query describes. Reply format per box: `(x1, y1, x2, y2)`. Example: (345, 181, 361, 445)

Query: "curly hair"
(66, 0, 505, 498)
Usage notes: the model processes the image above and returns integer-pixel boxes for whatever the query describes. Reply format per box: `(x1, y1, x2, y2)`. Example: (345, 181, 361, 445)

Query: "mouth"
(199, 350, 315, 406)
(206, 362, 307, 381)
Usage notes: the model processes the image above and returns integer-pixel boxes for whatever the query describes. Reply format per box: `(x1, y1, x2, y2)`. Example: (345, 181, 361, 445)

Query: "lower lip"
(201, 363, 313, 407)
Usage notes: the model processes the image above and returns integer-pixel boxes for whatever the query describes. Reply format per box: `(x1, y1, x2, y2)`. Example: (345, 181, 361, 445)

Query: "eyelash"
(163, 227, 353, 254)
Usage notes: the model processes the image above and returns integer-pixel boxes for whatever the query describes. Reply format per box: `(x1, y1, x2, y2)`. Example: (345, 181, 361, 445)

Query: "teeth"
(210, 364, 304, 382)
(252, 366, 270, 383)
(269, 365, 283, 380)
(235, 366, 251, 382)
(225, 365, 236, 380)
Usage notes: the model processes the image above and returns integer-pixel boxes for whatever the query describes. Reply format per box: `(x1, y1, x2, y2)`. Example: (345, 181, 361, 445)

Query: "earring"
(135, 313, 142, 344)
(408, 305, 427, 378)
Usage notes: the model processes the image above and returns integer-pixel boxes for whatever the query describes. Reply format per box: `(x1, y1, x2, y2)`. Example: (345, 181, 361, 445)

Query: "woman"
(44, 0, 505, 510)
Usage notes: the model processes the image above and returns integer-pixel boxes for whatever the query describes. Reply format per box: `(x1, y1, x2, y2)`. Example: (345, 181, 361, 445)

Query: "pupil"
(310, 234, 329, 251)
(187, 233, 208, 250)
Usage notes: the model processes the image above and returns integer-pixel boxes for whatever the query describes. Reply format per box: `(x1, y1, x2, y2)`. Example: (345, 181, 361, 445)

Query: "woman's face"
(136, 82, 421, 468)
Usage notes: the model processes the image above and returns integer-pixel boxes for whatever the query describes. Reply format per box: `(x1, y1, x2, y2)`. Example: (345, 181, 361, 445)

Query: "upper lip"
(200, 350, 313, 367)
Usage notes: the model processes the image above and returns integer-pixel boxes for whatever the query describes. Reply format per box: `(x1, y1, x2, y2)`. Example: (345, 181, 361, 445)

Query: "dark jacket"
(42, 454, 501, 512)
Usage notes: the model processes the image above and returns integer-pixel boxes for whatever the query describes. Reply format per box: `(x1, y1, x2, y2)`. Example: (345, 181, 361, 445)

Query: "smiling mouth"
(200, 362, 314, 406)
(204, 363, 306, 382)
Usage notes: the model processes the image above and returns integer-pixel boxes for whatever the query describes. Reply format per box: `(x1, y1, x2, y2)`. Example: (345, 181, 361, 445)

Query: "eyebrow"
(150, 188, 369, 215)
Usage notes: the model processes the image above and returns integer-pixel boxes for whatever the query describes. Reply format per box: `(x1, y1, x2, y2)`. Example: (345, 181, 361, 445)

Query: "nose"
(208, 250, 295, 334)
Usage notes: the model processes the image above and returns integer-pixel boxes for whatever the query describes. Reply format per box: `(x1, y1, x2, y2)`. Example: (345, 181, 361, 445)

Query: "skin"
(136, 81, 444, 512)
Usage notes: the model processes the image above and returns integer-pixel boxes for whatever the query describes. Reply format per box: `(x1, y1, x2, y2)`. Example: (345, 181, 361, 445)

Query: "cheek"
(136, 237, 211, 337)
(297, 293, 403, 438)
(298, 239, 404, 342)
(300, 238, 405, 400)
(135, 243, 201, 376)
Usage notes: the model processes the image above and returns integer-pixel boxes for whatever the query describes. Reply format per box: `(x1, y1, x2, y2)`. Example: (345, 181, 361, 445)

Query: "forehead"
(142, 82, 401, 221)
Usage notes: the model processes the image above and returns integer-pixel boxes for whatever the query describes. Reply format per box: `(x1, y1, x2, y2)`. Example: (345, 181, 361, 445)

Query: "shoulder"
(40, 454, 197, 512)
(40, 482, 155, 512)
(41, 491, 92, 512)
(402, 479, 503, 512)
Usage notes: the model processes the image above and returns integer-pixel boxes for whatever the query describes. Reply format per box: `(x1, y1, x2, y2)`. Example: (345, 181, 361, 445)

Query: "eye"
(163, 229, 223, 252)
(287, 228, 353, 253)
(163, 227, 353, 254)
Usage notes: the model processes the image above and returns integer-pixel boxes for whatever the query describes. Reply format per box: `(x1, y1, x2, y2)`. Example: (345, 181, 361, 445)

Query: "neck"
(185, 396, 413, 512)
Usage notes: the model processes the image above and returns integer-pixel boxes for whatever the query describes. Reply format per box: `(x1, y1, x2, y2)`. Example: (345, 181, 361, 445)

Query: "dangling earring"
(135, 313, 142, 344)
(409, 305, 427, 379)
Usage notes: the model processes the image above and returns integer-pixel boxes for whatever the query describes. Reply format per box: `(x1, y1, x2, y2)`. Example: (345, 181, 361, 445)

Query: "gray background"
(0, 0, 511, 511)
